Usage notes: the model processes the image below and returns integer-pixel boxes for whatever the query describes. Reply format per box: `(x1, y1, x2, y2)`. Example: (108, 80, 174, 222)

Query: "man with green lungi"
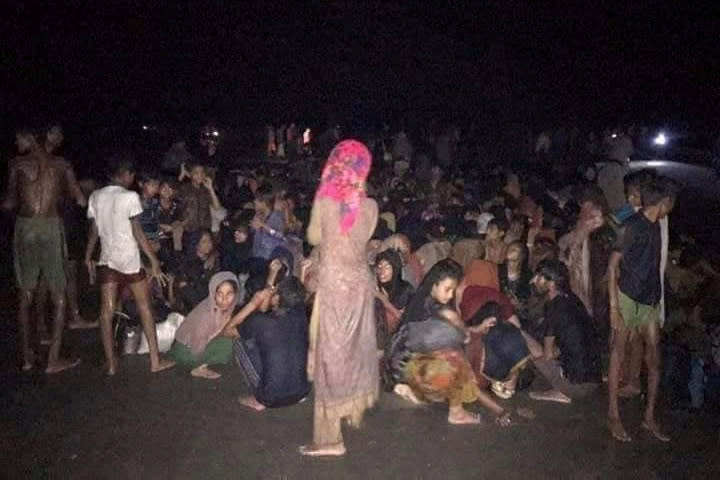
(2, 127, 86, 373)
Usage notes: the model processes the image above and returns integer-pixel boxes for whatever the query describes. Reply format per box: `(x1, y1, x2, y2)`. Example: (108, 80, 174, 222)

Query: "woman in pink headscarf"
(301, 140, 379, 457)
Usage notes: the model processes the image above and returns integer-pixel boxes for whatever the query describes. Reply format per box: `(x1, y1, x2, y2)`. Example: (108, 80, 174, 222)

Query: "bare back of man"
(4, 146, 85, 373)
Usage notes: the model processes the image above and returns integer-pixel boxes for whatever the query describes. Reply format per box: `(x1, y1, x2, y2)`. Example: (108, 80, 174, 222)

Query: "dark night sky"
(2, 1, 720, 137)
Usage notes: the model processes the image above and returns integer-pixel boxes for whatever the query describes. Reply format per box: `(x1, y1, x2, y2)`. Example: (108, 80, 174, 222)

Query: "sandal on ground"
(491, 381, 515, 399)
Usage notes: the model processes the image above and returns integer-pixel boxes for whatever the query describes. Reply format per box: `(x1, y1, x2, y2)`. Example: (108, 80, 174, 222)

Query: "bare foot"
(516, 407, 536, 420)
(104, 355, 120, 376)
(393, 383, 425, 405)
(190, 364, 219, 379)
(45, 358, 81, 374)
(448, 407, 482, 425)
(22, 351, 35, 372)
(298, 444, 346, 457)
(151, 358, 176, 373)
(608, 417, 632, 442)
(618, 383, 642, 398)
(68, 316, 99, 329)
(529, 390, 572, 404)
(238, 395, 266, 411)
(494, 411, 512, 427)
(641, 419, 670, 442)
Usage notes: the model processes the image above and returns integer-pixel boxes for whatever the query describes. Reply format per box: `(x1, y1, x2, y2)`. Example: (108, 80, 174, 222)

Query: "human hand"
(150, 260, 168, 288)
(85, 259, 97, 285)
(250, 217, 264, 231)
(583, 214, 604, 232)
(527, 225, 541, 246)
(250, 288, 273, 308)
(479, 316, 497, 334)
(506, 315, 521, 329)
(202, 176, 214, 191)
(301, 259, 312, 273)
(222, 326, 240, 338)
(610, 307, 624, 331)
(269, 258, 283, 273)
(275, 198, 288, 212)
(374, 287, 391, 304)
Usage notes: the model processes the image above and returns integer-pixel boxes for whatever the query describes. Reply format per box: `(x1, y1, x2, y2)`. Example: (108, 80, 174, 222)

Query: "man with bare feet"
(84, 154, 175, 375)
(527, 260, 601, 404)
(233, 277, 310, 412)
(33, 124, 98, 334)
(607, 176, 676, 443)
(2, 127, 86, 373)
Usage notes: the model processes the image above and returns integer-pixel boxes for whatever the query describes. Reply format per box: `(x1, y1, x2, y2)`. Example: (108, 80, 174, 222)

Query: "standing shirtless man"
(2, 128, 86, 373)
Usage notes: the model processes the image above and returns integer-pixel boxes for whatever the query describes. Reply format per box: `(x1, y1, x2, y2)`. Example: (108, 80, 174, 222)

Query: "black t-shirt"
(544, 293, 600, 384)
(614, 212, 661, 305)
(240, 307, 310, 407)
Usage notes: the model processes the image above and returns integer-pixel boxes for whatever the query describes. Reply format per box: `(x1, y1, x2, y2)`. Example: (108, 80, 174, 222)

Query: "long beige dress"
(307, 197, 379, 446)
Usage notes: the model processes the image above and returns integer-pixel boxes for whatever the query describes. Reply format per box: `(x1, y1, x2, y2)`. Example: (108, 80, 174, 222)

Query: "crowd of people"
(3, 120, 720, 456)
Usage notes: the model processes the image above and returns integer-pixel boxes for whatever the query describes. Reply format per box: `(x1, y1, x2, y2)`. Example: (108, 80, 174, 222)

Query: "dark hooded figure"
(374, 249, 415, 346)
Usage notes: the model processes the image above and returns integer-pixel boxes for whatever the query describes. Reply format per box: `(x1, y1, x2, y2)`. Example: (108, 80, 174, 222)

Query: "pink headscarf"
(315, 139, 372, 234)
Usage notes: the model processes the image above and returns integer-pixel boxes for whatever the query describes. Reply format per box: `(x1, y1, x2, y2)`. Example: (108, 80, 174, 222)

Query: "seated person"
(390, 260, 512, 426)
(282, 192, 304, 236)
(381, 234, 423, 288)
(457, 259, 500, 307)
(230, 277, 311, 411)
(414, 219, 452, 275)
(528, 260, 601, 403)
(172, 230, 220, 312)
(170, 272, 240, 379)
(460, 293, 531, 400)
(220, 217, 252, 275)
(498, 241, 533, 323)
(242, 244, 293, 299)
(137, 169, 161, 242)
(251, 185, 287, 260)
(178, 162, 219, 250)
(157, 177, 184, 253)
(484, 218, 508, 264)
(374, 249, 414, 346)
(451, 237, 483, 273)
